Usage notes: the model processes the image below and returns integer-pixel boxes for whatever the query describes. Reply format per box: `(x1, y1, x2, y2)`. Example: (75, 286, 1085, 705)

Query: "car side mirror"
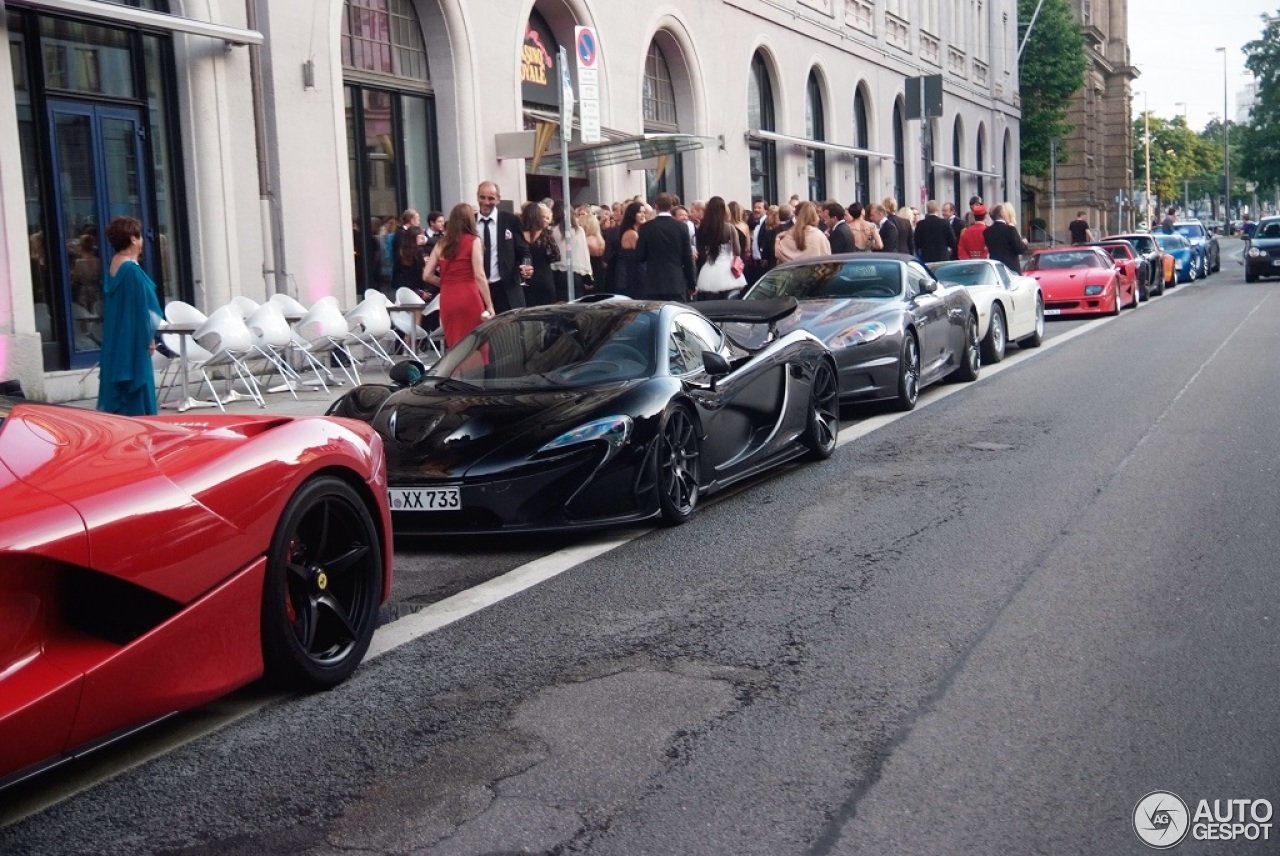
(920, 278, 938, 294)
(702, 351, 731, 376)
(389, 359, 426, 388)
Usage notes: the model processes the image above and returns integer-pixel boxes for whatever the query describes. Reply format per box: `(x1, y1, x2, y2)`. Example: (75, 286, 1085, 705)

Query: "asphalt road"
(5, 242, 1277, 855)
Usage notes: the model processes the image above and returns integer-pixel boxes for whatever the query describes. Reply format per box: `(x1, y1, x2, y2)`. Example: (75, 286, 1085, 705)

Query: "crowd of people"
(388, 182, 1033, 349)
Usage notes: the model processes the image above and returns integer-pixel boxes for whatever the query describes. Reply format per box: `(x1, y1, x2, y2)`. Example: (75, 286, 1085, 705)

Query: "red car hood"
(1029, 268, 1112, 299)
(0, 405, 297, 593)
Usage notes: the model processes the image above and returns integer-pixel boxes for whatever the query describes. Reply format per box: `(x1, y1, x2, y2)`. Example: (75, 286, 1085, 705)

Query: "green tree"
(1239, 13, 1280, 193)
(1018, 0, 1089, 179)
(1133, 114, 1221, 208)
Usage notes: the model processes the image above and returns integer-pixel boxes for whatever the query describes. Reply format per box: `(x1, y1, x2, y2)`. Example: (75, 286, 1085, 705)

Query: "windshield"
(1174, 223, 1205, 239)
(1155, 234, 1188, 250)
(931, 261, 997, 287)
(428, 307, 657, 389)
(747, 259, 903, 301)
(1026, 250, 1105, 271)
(1114, 235, 1155, 253)
(1257, 220, 1280, 239)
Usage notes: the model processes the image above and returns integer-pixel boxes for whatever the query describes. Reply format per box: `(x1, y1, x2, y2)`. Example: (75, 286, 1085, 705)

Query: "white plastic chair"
(229, 295, 260, 318)
(193, 305, 265, 410)
(245, 301, 301, 398)
(155, 301, 214, 407)
(269, 293, 309, 319)
(289, 296, 360, 391)
(344, 296, 397, 367)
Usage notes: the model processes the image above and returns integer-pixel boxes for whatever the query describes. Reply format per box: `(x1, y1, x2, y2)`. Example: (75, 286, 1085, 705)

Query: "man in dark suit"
(884, 197, 914, 256)
(943, 201, 965, 244)
(635, 192, 696, 301)
(870, 204, 898, 254)
(475, 181, 531, 315)
(914, 200, 958, 263)
(984, 203, 1029, 273)
(822, 201, 855, 254)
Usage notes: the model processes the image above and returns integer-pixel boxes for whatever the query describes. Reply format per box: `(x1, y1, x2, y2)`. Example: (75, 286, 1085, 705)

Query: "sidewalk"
(66, 360, 400, 418)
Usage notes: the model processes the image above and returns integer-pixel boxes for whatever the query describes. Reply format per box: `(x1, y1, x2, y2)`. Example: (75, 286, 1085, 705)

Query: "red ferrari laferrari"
(0, 397, 393, 787)
(1024, 246, 1135, 317)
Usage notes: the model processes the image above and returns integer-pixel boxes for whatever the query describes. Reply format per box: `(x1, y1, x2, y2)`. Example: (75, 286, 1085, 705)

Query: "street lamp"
(1217, 46, 1231, 231)
(1136, 91, 1152, 228)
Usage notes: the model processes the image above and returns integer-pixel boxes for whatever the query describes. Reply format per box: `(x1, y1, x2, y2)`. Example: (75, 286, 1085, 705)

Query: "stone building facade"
(1, 0, 1020, 403)
(1045, 0, 1136, 238)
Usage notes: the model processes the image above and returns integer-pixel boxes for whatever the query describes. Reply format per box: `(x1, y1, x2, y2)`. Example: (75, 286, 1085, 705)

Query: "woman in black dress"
(520, 202, 558, 307)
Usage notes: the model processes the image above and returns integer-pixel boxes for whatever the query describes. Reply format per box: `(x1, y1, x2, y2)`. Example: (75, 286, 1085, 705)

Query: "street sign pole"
(558, 46, 575, 301)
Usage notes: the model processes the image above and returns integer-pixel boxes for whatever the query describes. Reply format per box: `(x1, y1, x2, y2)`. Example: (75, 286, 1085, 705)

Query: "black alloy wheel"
(262, 476, 382, 690)
(894, 332, 921, 411)
(981, 304, 1007, 364)
(657, 405, 700, 524)
(802, 359, 840, 461)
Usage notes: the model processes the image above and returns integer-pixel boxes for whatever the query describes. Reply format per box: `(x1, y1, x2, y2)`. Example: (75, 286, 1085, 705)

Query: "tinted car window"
(932, 262, 998, 287)
(1174, 223, 1205, 239)
(431, 307, 656, 388)
(667, 312, 722, 375)
(1027, 251, 1104, 271)
(1258, 220, 1280, 239)
(748, 260, 903, 301)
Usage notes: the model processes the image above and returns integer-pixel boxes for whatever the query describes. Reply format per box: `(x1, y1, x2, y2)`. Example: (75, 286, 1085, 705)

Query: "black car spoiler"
(695, 297, 798, 326)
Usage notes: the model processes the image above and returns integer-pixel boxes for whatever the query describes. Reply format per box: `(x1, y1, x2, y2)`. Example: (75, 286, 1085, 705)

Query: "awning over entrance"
(746, 129, 895, 160)
(931, 162, 1003, 179)
(13, 0, 264, 45)
(497, 126, 717, 173)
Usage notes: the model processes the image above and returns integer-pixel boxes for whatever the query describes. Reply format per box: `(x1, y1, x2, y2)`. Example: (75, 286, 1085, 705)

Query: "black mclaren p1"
(328, 298, 839, 534)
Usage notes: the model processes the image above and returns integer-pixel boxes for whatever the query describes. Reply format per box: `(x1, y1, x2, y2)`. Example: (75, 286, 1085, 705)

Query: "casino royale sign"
(521, 11, 561, 107)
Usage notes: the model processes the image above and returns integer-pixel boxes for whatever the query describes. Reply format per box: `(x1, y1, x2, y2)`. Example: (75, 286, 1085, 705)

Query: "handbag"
(729, 227, 745, 279)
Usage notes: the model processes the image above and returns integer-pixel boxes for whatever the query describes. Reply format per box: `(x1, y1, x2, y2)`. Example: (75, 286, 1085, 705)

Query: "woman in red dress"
(423, 203, 495, 348)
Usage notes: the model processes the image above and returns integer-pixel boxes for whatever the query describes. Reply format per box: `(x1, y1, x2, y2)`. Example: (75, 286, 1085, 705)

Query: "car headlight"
(829, 321, 888, 349)
(1084, 284, 1104, 296)
(539, 416, 633, 461)
(1248, 246, 1263, 257)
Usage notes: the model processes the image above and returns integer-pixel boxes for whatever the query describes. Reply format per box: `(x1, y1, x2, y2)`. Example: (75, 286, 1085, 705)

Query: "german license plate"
(388, 487, 460, 511)
(1044, 308, 1062, 316)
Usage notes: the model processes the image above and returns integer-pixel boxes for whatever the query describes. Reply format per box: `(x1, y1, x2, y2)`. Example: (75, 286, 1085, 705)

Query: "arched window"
(976, 127, 986, 202)
(952, 117, 963, 208)
(853, 88, 870, 205)
(805, 72, 826, 202)
(342, 0, 439, 295)
(748, 53, 777, 205)
(643, 40, 683, 201)
(892, 101, 906, 205)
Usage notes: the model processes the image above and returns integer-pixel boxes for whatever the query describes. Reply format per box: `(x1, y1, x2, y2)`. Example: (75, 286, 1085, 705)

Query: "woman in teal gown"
(96, 216, 162, 416)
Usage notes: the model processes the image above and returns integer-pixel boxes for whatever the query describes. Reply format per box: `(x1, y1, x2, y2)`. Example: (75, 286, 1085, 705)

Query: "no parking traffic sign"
(574, 26, 601, 142)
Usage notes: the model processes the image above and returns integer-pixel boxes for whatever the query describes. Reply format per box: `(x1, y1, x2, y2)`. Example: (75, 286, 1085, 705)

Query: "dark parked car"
(1244, 217, 1280, 282)
(329, 298, 839, 532)
(1100, 233, 1164, 297)
(1173, 220, 1219, 275)
(739, 253, 980, 411)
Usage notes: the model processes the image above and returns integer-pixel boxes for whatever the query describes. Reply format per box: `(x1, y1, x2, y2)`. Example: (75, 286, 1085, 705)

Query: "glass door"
(48, 100, 152, 368)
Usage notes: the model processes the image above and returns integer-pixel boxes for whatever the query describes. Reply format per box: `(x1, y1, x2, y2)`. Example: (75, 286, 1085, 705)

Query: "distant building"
(1030, 0, 1136, 239)
(2, 0, 1020, 402)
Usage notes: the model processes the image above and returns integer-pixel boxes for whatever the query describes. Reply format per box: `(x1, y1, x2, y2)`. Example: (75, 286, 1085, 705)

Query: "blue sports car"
(1155, 233, 1198, 283)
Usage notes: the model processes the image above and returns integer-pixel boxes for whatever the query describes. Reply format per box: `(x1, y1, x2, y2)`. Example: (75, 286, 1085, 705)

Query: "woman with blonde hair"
(774, 200, 831, 263)
(580, 207, 606, 289)
(983, 202, 1029, 273)
(727, 200, 751, 254)
(421, 203, 494, 347)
